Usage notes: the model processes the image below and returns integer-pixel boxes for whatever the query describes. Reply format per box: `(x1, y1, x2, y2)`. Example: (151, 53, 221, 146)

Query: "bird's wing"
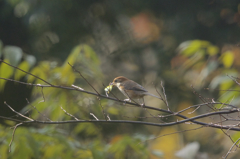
(123, 81, 148, 92)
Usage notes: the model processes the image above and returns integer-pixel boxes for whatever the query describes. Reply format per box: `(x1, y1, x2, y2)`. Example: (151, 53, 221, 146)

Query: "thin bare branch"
(228, 75, 240, 86)
(161, 81, 170, 111)
(40, 87, 45, 102)
(9, 123, 23, 152)
(97, 97, 107, 121)
(26, 98, 52, 121)
(4, 102, 34, 121)
(107, 115, 111, 121)
(68, 62, 100, 95)
(71, 84, 84, 90)
(61, 106, 79, 121)
(224, 138, 240, 159)
(143, 126, 204, 143)
(90, 113, 99, 120)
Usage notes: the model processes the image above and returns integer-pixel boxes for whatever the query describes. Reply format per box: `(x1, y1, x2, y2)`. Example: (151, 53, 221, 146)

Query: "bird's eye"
(114, 80, 117, 82)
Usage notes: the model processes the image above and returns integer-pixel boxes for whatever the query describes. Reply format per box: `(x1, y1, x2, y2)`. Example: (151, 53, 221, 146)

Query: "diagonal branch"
(9, 123, 23, 152)
(4, 102, 34, 121)
(68, 62, 100, 95)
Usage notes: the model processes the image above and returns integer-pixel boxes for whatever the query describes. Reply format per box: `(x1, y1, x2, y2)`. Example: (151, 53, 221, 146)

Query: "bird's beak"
(110, 82, 114, 86)
(110, 82, 115, 87)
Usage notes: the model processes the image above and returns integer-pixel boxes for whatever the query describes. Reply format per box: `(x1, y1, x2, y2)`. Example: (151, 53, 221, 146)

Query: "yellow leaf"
(207, 46, 219, 56)
(150, 127, 180, 159)
(181, 40, 210, 56)
(221, 51, 234, 68)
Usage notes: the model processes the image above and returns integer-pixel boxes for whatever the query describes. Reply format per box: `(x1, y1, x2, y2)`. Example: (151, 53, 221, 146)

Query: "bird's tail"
(146, 93, 162, 100)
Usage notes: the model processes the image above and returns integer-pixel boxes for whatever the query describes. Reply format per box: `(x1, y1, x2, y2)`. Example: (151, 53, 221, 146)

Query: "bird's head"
(110, 76, 129, 87)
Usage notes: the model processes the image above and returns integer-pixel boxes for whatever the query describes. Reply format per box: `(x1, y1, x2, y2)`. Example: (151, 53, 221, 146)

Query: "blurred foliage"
(176, 39, 240, 106)
(0, 42, 36, 91)
(1, 0, 240, 158)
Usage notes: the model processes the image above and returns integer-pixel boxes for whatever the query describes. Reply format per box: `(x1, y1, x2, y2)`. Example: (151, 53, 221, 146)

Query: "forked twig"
(68, 62, 100, 95)
(90, 113, 99, 120)
(9, 122, 23, 152)
(224, 138, 240, 159)
(161, 81, 170, 111)
(26, 98, 52, 121)
(4, 102, 34, 121)
(97, 97, 107, 121)
(61, 106, 79, 121)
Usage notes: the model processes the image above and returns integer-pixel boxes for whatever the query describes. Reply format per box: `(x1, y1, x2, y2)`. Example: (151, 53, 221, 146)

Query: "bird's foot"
(140, 103, 146, 109)
(123, 99, 131, 105)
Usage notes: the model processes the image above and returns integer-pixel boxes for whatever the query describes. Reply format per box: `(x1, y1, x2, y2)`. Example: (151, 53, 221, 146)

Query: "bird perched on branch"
(110, 76, 162, 105)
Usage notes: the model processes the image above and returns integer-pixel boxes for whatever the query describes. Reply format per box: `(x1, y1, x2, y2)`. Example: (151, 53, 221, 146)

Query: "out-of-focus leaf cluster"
(0, 40, 36, 91)
(175, 39, 240, 106)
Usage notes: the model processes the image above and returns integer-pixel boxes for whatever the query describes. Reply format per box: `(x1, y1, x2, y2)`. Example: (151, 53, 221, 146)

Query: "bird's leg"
(138, 98, 145, 108)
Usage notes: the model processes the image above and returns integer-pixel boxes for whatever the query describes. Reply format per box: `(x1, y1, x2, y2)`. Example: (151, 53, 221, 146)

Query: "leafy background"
(1, 0, 240, 158)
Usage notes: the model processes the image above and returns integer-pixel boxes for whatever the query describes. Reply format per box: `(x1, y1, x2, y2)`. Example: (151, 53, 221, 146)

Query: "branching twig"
(9, 122, 23, 152)
(68, 62, 100, 95)
(61, 106, 79, 121)
(142, 125, 204, 143)
(40, 87, 45, 102)
(26, 98, 52, 121)
(228, 75, 240, 86)
(90, 113, 99, 120)
(72, 84, 84, 90)
(97, 97, 107, 121)
(4, 102, 34, 121)
(160, 81, 170, 111)
(224, 138, 240, 159)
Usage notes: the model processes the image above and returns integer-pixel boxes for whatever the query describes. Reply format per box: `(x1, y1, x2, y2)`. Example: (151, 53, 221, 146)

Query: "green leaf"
(27, 66, 47, 84)
(62, 45, 82, 72)
(179, 40, 210, 56)
(14, 61, 30, 80)
(62, 44, 102, 79)
(82, 44, 100, 65)
(218, 91, 239, 107)
(0, 59, 14, 91)
(231, 132, 240, 143)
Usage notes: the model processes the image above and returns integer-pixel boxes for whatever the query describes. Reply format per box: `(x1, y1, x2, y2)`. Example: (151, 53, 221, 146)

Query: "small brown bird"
(110, 76, 161, 105)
